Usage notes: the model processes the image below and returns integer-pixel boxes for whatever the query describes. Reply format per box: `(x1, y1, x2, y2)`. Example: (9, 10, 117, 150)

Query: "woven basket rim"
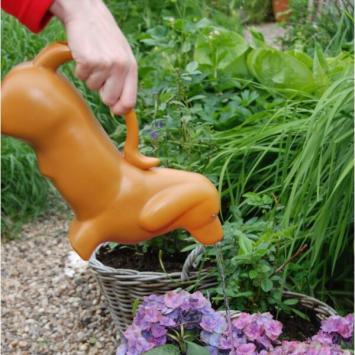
(218, 290, 337, 319)
(89, 243, 206, 279)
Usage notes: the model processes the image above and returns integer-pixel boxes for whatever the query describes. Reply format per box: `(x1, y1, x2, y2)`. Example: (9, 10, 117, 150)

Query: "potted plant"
(116, 290, 353, 354)
(89, 233, 215, 332)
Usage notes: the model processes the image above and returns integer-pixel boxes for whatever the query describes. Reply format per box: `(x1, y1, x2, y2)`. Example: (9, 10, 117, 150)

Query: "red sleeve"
(2, 0, 54, 33)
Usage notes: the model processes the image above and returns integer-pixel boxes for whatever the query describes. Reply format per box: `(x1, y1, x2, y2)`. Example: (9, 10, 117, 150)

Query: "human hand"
(50, 0, 137, 115)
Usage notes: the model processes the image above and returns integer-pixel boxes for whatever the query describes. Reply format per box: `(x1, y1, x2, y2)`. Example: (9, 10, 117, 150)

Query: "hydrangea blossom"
(320, 314, 354, 340)
(117, 291, 353, 355)
(271, 340, 348, 355)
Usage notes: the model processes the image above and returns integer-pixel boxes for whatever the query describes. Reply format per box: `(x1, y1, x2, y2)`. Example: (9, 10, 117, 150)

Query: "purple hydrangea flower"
(311, 331, 334, 345)
(164, 290, 190, 310)
(233, 312, 253, 330)
(271, 340, 346, 355)
(200, 311, 227, 333)
(237, 343, 257, 354)
(321, 315, 354, 339)
(200, 330, 222, 347)
(190, 291, 210, 309)
(122, 324, 155, 355)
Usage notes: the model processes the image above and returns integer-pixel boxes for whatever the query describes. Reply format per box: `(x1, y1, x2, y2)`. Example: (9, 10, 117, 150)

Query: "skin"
(50, 0, 137, 115)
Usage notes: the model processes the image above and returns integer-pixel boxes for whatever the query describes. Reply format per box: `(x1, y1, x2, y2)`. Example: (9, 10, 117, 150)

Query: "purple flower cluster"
(116, 291, 354, 355)
(202, 312, 282, 355)
(117, 290, 213, 355)
(272, 314, 354, 355)
(271, 340, 347, 355)
(314, 314, 354, 343)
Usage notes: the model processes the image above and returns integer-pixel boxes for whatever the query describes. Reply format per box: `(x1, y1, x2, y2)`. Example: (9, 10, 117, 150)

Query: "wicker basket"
(89, 245, 215, 332)
(225, 290, 337, 320)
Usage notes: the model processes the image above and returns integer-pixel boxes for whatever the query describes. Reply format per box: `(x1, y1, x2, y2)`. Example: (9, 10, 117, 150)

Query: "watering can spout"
(189, 217, 223, 246)
(1, 42, 223, 260)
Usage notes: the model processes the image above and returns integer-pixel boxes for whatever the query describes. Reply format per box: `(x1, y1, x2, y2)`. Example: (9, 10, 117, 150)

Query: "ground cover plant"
(1, 0, 353, 317)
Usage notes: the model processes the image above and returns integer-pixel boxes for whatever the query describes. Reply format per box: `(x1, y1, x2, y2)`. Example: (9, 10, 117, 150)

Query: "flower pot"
(89, 245, 216, 332)
(273, 0, 289, 22)
(227, 290, 337, 321)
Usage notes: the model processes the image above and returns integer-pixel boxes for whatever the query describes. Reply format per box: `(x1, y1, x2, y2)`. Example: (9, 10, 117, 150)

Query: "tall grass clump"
(207, 74, 353, 306)
(1, 138, 52, 237)
(282, 77, 354, 303)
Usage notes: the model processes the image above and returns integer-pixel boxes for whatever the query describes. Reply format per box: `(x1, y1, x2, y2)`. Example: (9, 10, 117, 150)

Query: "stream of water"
(214, 242, 234, 345)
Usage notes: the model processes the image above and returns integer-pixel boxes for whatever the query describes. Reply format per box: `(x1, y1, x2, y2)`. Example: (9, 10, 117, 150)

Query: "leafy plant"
(202, 196, 300, 315)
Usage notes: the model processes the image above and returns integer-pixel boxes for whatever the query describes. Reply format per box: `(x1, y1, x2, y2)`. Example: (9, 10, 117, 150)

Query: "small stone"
(79, 343, 88, 351)
(18, 340, 28, 348)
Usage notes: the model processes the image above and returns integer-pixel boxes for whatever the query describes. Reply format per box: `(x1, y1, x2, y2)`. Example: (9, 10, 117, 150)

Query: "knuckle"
(99, 58, 112, 70)
(100, 93, 116, 106)
(114, 58, 129, 71)
(86, 80, 99, 91)
(115, 100, 135, 114)
(122, 98, 136, 110)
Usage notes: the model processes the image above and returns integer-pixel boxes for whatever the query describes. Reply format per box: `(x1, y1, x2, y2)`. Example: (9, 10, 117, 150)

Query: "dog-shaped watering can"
(1, 42, 223, 260)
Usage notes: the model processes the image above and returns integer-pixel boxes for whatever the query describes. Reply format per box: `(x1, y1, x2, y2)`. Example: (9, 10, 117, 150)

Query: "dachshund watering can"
(1, 42, 223, 260)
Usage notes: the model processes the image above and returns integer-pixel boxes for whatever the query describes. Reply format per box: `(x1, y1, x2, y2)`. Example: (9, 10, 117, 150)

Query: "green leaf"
(144, 344, 181, 355)
(194, 26, 249, 77)
(290, 308, 310, 321)
(237, 232, 254, 255)
(249, 270, 258, 279)
(247, 47, 316, 94)
(186, 342, 210, 355)
(313, 44, 330, 94)
(261, 278, 273, 292)
(185, 61, 199, 73)
(132, 299, 140, 317)
(283, 298, 299, 306)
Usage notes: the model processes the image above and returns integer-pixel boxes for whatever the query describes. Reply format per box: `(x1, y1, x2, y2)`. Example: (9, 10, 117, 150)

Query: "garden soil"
(97, 245, 189, 272)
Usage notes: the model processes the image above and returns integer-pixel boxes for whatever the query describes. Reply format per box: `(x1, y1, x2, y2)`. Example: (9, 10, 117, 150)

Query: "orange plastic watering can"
(1, 42, 223, 260)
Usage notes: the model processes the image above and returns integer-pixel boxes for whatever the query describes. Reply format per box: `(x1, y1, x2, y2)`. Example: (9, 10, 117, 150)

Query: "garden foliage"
(1, 1, 353, 312)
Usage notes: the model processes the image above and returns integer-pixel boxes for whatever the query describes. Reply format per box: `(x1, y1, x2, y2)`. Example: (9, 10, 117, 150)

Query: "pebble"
(2, 213, 118, 354)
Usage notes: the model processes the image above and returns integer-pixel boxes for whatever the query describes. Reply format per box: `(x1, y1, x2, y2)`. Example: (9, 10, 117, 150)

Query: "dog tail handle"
(33, 41, 72, 70)
(124, 110, 160, 170)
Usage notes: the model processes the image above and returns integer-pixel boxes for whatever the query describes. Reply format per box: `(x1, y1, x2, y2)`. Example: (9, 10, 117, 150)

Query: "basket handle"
(181, 245, 205, 281)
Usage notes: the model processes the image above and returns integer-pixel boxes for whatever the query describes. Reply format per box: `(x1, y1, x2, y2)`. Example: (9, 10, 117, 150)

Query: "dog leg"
(68, 219, 104, 260)
(139, 184, 223, 245)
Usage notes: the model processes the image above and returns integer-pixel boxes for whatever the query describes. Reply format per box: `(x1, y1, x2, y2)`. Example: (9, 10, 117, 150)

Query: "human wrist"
(50, 0, 102, 24)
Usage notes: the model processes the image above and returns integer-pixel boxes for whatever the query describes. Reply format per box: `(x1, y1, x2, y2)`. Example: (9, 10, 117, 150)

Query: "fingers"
(98, 62, 127, 106)
(86, 67, 110, 91)
(75, 62, 94, 82)
(75, 57, 137, 115)
(110, 61, 137, 115)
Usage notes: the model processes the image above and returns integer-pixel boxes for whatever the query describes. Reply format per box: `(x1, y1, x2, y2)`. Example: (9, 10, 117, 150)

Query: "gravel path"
(2, 213, 118, 355)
